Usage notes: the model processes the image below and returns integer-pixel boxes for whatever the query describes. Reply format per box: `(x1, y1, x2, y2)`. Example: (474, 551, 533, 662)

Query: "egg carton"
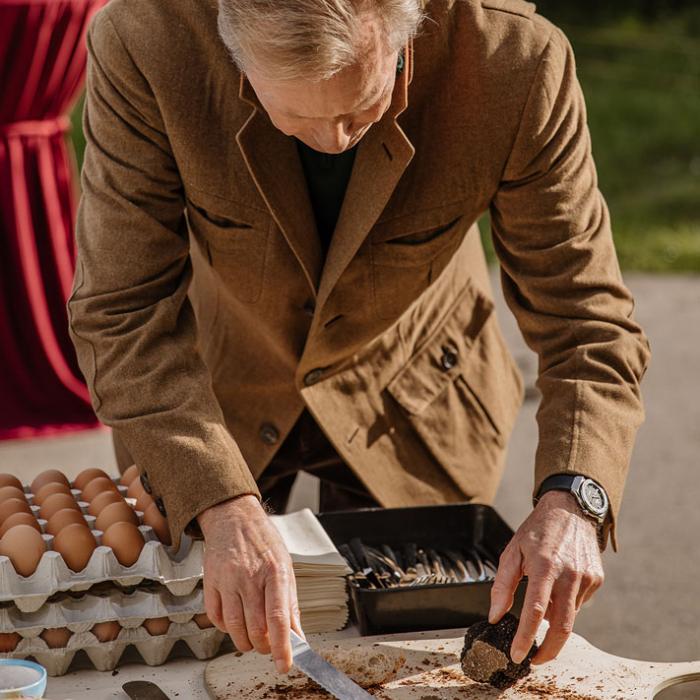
(0, 479, 207, 611)
(0, 583, 206, 634)
(0, 617, 225, 676)
(0, 537, 205, 612)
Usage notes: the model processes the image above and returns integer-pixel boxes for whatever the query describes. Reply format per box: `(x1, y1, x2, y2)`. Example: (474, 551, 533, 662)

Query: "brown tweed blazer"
(68, 0, 650, 550)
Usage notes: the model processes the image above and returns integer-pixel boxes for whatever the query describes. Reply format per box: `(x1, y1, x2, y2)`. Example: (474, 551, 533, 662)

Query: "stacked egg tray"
(0, 584, 223, 676)
(0, 468, 221, 676)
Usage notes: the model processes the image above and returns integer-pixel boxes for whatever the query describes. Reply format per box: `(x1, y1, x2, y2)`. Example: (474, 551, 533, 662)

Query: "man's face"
(244, 11, 399, 154)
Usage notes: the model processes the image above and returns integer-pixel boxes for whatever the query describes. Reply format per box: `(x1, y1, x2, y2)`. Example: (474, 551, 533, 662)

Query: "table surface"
(45, 644, 216, 700)
(44, 630, 357, 700)
(41, 623, 700, 700)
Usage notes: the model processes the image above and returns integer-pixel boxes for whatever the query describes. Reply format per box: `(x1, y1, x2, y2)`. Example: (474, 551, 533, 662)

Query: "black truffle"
(460, 613, 538, 690)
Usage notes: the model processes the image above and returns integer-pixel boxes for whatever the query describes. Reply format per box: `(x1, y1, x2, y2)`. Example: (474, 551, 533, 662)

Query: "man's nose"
(314, 120, 355, 153)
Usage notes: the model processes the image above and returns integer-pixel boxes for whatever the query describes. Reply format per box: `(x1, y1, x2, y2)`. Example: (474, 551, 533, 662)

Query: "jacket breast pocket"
(385, 280, 524, 499)
(185, 188, 271, 304)
(370, 205, 468, 320)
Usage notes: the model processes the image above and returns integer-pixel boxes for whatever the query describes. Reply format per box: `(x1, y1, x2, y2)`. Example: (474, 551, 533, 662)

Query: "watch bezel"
(575, 477, 609, 520)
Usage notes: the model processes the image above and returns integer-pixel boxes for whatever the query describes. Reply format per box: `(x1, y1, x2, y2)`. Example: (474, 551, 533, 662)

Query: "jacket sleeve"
(489, 26, 651, 550)
(67, 11, 260, 549)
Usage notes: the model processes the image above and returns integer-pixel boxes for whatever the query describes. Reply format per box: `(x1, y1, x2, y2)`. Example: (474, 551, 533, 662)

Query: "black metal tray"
(318, 503, 526, 636)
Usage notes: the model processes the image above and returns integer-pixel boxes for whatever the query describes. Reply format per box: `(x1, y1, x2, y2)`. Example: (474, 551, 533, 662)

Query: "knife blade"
(122, 681, 170, 700)
(290, 630, 373, 699)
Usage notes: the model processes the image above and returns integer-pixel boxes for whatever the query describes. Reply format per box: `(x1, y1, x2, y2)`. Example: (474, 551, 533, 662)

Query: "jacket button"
(155, 498, 167, 517)
(302, 300, 315, 317)
(140, 473, 153, 495)
(440, 347, 458, 371)
(304, 368, 324, 386)
(259, 423, 280, 445)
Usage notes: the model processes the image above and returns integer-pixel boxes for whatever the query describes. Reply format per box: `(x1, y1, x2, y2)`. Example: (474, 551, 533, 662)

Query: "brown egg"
(73, 467, 111, 491)
(95, 501, 139, 532)
(0, 474, 24, 491)
(0, 485, 27, 503)
(46, 508, 88, 536)
(81, 477, 119, 503)
(0, 512, 41, 538)
(126, 477, 146, 501)
(193, 613, 213, 629)
(39, 492, 80, 521)
(120, 464, 140, 487)
(87, 490, 123, 516)
(143, 501, 171, 546)
(102, 521, 145, 567)
(30, 469, 70, 495)
(52, 523, 97, 572)
(0, 524, 46, 577)
(41, 627, 73, 648)
(135, 491, 154, 513)
(143, 617, 171, 636)
(0, 498, 32, 524)
(91, 620, 122, 642)
(33, 481, 71, 505)
(0, 632, 22, 652)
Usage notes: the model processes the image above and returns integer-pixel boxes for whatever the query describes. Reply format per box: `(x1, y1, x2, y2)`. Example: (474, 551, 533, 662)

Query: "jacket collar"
(236, 40, 415, 304)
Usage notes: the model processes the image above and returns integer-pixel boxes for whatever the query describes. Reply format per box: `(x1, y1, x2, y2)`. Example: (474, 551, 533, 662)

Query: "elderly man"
(68, 0, 650, 677)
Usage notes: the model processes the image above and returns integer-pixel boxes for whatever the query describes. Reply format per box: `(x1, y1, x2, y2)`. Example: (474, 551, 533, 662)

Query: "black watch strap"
(537, 474, 580, 500)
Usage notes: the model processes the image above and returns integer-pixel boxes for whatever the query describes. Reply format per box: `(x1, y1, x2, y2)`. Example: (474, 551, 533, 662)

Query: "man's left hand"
(488, 490, 604, 665)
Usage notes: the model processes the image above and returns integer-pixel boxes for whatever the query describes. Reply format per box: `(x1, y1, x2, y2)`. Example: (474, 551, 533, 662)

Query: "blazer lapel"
(316, 41, 416, 312)
(236, 78, 323, 296)
(235, 39, 415, 304)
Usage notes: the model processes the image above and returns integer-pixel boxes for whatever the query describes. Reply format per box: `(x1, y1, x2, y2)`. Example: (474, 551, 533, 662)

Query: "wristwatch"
(536, 474, 609, 524)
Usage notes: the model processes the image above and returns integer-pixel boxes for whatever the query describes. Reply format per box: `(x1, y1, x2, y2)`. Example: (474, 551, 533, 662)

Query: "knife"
(122, 681, 170, 699)
(290, 630, 373, 699)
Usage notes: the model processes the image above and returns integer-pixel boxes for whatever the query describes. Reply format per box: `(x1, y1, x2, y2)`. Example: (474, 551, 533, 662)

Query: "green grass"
(481, 13, 700, 272)
(569, 16, 700, 272)
(70, 14, 700, 273)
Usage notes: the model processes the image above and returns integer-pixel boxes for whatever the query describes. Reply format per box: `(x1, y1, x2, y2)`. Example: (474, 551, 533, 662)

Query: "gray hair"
(217, 0, 425, 81)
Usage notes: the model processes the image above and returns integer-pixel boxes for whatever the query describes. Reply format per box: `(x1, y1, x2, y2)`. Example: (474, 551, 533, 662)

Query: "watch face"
(581, 480, 608, 515)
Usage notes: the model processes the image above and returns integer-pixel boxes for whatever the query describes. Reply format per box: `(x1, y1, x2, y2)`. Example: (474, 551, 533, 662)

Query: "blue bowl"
(0, 659, 47, 698)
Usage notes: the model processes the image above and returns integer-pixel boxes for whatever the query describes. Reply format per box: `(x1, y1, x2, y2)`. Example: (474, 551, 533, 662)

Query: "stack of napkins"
(271, 509, 351, 634)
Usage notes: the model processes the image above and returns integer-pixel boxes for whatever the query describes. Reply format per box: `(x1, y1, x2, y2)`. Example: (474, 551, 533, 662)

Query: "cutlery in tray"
(318, 503, 526, 635)
(339, 538, 498, 589)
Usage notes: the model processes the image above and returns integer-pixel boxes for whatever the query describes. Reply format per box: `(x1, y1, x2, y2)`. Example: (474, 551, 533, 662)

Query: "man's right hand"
(197, 494, 302, 673)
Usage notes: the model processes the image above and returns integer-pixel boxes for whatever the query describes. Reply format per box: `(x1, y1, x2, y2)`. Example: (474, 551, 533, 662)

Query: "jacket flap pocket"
(387, 282, 494, 414)
(185, 187, 271, 250)
(372, 202, 467, 244)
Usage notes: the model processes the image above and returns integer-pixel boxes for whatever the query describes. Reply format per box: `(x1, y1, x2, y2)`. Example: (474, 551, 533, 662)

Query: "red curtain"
(0, 0, 106, 439)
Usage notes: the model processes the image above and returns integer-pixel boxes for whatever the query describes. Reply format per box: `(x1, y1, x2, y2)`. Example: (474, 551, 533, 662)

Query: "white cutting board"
(204, 628, 700, 699)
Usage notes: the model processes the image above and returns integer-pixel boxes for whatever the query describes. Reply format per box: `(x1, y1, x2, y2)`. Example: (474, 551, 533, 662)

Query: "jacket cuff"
(120, 421, 261, 551)
(532, 378, 646, 553)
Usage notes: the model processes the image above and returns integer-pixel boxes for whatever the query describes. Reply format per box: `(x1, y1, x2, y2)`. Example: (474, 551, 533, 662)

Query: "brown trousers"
(112, 409, 379, 514)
